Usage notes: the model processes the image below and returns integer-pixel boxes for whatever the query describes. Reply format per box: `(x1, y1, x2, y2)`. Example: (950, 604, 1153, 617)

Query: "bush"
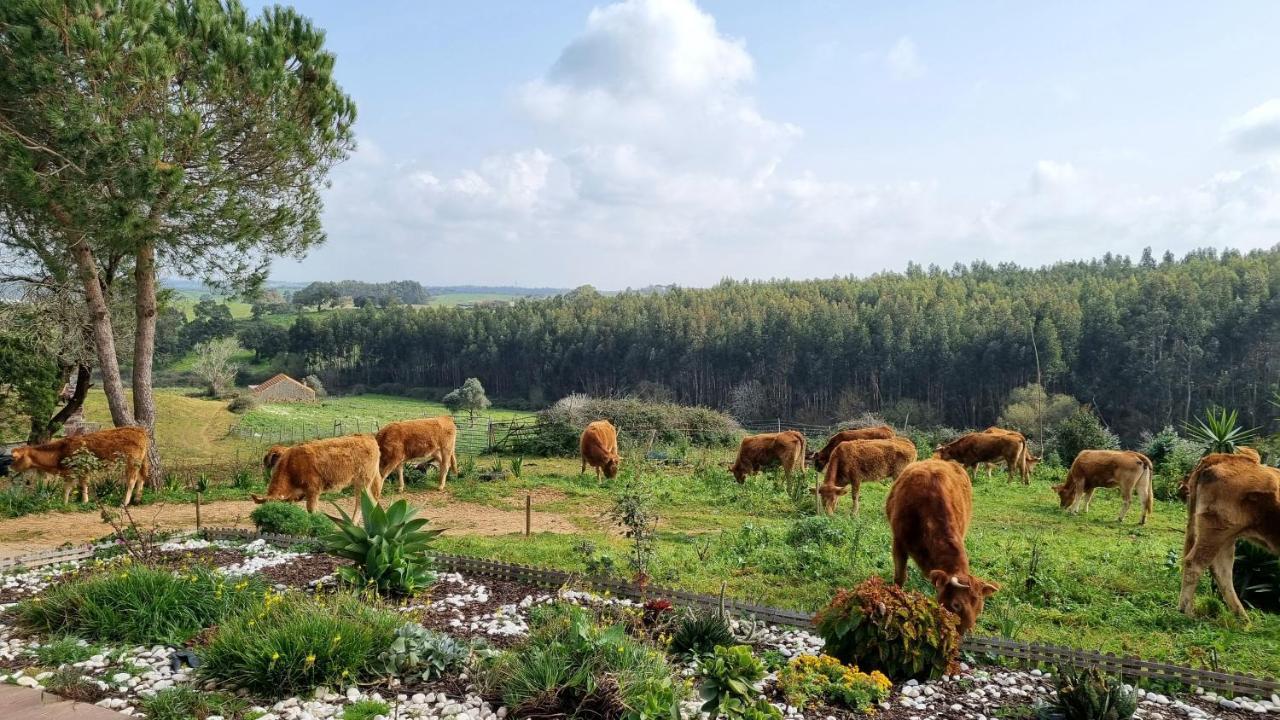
(1233, 540, 1280, 613)
(669, 609, 735, 659)
(1047, 666, 1137, 720)
(139, 687, 250, 720)
(16, 564, 268, 645)
(321, 493, 442, 595)
(695, 644, 779, 720)
(304, 374, 327, 398)
(1049, 408, 1119, 466)
(531, 395, 742, 455)
(375, 622, 470, 683)
(199, 592, 400, 697)
(483, 604, 682, 719)
(775, 654, 892, 712)
(785, 516, 851, 547)
(250, 501, 313, 536)
(226, 393, 260, 414)
(813, 577, 961, 681)
(309, 511, 335, 535)
(1141, 426, 1202, 474)
(373, 382, 406, 396)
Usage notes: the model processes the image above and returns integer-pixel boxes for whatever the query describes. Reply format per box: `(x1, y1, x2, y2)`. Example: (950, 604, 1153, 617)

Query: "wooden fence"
(197, 527, 1278, 697)
(0, 545, 96, 571)
(227, 415, 539, 455)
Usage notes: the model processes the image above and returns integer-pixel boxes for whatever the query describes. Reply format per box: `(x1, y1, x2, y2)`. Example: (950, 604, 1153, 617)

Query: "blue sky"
(261, 1, 1280, 287)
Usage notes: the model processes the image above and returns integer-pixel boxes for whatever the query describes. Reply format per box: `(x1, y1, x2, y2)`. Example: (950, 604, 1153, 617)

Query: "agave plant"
(1183, 407, 1258, 455)
(321, 492, 443, 595)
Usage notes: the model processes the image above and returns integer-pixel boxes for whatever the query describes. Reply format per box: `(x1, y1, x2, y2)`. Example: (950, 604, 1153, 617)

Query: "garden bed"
(0, 537, 1265, 720)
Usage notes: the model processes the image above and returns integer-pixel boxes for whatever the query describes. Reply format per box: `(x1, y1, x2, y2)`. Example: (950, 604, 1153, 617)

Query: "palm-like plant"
(321, 492, 443, 595)
(1183, 407, 1258, 455)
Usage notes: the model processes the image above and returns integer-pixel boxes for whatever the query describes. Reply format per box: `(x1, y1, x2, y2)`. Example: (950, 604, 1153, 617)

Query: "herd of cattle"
(2, 417, 1277, 633)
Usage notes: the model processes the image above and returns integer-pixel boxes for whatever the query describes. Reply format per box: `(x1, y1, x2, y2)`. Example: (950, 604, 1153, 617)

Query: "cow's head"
(1023, 453, 1041, 475)
(934, 444, 953, 461)
(929, 570, 999, 634)
(250, 467, 305, 505)
(1052, 480, 1079, 509)
(603, 453, 621, 479)
(727, 460, 748, 484)
(262, 445, 288, 471)
(8, 447, 35, 475)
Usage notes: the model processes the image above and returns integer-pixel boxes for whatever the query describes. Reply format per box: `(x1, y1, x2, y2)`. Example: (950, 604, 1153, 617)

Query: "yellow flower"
(305, 654, 316, 666)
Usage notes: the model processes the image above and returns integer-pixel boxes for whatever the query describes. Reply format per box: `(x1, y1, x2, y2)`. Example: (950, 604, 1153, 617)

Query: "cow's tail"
(1138, 452, 1154, 518)
(1182, 459, 1202, 560)
(798, 433, 808, 471)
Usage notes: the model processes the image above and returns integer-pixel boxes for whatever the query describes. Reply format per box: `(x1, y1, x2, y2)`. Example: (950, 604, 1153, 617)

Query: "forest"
(280, 247, 1280, 439)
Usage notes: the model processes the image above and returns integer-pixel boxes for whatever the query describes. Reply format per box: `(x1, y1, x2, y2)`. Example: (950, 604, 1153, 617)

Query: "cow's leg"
(398, 462, 406, 494)
(850, 478, 861, 515)
(437, 449, 452, 491)
(1082, 488, 1096, 513)
(581, 457, 587, 475)
(1179, 533, 1226, 614)
(80, 476, 89, 504)
(1116, 483, 1133, 523)
(1210, 544, 1247, 617)
(121, 458, 138, 506)
(891, 539, 909, 586)
(62, 478, 73, 505)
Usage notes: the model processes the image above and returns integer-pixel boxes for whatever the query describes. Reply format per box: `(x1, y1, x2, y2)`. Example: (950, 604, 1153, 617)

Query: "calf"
(376, 417, 458, 491)
(251, 434, 382, 516)
(1176, 447, 1261, 502)
(1054, 450, 1153, 524)
(580, 420, 621, 481)
(729, 430, 806, 484)
(818, 437, 917, 514)
(810, 426, 896, 471)
(936, 430, 1030, 484)
(8, 426, 149, 506)
(886, 459, 999, 633)
(1178, 454, 1280, 617)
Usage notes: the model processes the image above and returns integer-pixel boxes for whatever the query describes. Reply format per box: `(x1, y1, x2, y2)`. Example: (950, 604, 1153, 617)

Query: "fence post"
(488, 420, 496, 452)
(525, 494, 531, 537)
(776, 418, 781, 433)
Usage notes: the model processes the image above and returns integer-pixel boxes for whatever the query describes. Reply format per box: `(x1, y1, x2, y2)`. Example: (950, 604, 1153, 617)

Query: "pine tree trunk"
(71, 237, 134, 428)
(132, 240, 164, 486)
(28, 364, 93, 444)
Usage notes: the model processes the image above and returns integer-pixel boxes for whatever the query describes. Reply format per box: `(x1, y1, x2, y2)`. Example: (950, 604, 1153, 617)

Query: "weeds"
(139, 687, 251, 720)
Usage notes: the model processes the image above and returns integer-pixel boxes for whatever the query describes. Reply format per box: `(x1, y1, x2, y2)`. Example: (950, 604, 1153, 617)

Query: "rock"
(111, 672, 132, 683)
(1221, 699, 1241, 710)
(16, 676, 39, 688)
(950, 704, 963, 712)
(346, 686, 361, 702)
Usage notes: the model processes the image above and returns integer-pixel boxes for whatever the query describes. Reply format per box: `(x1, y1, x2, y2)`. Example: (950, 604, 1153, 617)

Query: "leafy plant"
(139, 687, 251, 720)
(43, 667, 107, 703)
(375, 622, 470, 683)
(695, 644, 778, 720)
(1184, 407, 1258, 455)
(509, 456, 524, 478)
(608, 479, 659, 586)
(813, 577, 961, 681)
(343, 699, 391, 720)
(775, 654, 892, 712)
(1047, 666, 1137, 720)
(32, 635, 98, 666)
(1050, 408, 1120, 466)
(669, 609, 735, 659)
(784, 516, 852, 546)
(199, 592, 399, 697)
(321, 492, 442, 595)
(1232, 540, 1280, 612)
(571, 539, 618, 579)
(250, 501, 313, 536)
(458, 454, 478, 478)
(16, 564, 267, 645)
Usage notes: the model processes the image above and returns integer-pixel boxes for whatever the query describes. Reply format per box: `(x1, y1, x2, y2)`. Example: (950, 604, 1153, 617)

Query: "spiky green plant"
(321, 492, 443, 595)
(1048, 666, 1137, 720)
(1184, 407, 1258, 455)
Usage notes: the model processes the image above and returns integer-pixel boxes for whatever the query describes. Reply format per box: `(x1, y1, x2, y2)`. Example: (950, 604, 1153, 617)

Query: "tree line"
(281, 247, 1280, 440)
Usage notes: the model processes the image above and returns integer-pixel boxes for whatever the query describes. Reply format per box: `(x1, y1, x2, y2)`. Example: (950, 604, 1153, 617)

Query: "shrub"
(226, 393, 260, 414)
(375, 622, 470, 683)
(813, 577, 961, 681)
(695, 644, 779, 720)
(669, 609, 735, 659)
(483, 604, 682, 719)
(1233, 540, 1280, 613)
(775, 654, 891, 713)
(250, 501, 313, 536)
(1047, 666, 1137, 720)
(304, 374, 327, 398)
(785, 516, 851, 547)
(138, 687, 251, 720)
(533, 395, 742, 454)
(309, 511, 335, 536)
(321, 493, 442, 595)
(16, 564, 268, 645)
(199, 592, 399, 697)
(1050, 408, 1119, 466)
(1140, 426, 1202, 475)
(32, 635, 98, 666)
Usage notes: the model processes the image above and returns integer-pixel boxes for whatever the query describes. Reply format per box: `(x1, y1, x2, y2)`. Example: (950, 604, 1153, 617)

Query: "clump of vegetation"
(32, 635, 98, 666)
(695, 644, 779, 720)
(1233, 540, 1280, 613)
(669, 609, 735, 659)
(608, 479, 660, 586)
(775, 654, 892, 713)
(443, 377, 491, 421)
(16, 564, 268, 645)
(813, 577, 961, 681)
(998, 383, 1082, 439)
(199, 592, 399, 697)
(785, 516, 852, 547)
(375, 622, 470, 683)
(138, 687, 251, 720)
(1050, 408, 1120, 466)
(1184, 407, 1258, 455)
(534, 395, 742, 454)
(1046, 666, 1137, 720)
(1141, 426, 1205, 500)
(304, 374, 327, 398)
(43, 667, 107, 703)
(0, 476, 63, 518)
(250, 501, 313, 536)
(482, 603, 682, 719)
(226, 393, 260, 414)
(342, 699, 391, 720)
(321, 493, 442, 595)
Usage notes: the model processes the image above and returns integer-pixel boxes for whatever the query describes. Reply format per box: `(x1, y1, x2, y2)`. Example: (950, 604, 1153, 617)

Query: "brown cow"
(376, 417, 458, 492)
(9, 426, 150, 506)
(886, 459, 999, 633)
(580, 420, 621, 481)
(1176, 447, 1262, 502)
(251, 434, 382, 515)
(979, 427, 1040, 478)
(1054, 450, 1154, 524)
(810, 425, 896, 471)
(1178, 454, 1280, 617)
(936, 430, 1030, 484)
(818, 437, 918, 514)
(729, 431, 806, 484)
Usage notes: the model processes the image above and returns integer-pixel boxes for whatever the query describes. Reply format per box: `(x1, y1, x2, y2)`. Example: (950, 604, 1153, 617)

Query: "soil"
(258, 553, 346, 588)
(413, 575, 538, 649)
(0, 489, 581, 560)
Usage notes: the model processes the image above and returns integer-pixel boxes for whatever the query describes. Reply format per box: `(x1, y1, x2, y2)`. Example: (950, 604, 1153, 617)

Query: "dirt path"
(0, 490, 582, 559)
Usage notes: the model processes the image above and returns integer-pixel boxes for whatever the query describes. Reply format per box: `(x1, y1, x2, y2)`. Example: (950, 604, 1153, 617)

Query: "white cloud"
(885, 36, 925, 80)
(1224, 99, 1280, 152)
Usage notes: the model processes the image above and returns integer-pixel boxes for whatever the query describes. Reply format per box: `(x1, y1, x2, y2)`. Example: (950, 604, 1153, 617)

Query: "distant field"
(170, 288, 253, 319)
(236, 393, 528, 432)
(428, 292, 528, 306)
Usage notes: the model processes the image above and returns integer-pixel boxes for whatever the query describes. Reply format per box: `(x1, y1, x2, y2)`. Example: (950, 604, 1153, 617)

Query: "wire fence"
(227, 414, 541, 456)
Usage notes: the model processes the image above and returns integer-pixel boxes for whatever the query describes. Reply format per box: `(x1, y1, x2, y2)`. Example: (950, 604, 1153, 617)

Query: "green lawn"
(234, 393, 529, 436)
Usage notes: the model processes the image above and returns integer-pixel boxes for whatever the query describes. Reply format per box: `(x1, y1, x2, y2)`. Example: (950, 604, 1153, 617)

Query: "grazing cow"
(580, 420, 621, 481)
(817, 437, 917, 514)
(1053, 450, 1154, 524)
(263, 444, 288, 471)
(936, 430, 1031, 484)
(1179, 454, 1280, 617)
(729, 431, 806, 484)
(8, 426, 150, 506)
(1176, 447, 1262, 502)
(980, 427, 1040, 478)
(376, 417, 458, 492)
(886, 459, 999, 633)
(251, 434, 382, 515)
(810, 425, 896, 471)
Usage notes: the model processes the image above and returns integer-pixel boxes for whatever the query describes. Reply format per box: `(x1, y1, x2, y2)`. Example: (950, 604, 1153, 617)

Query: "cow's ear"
(928, 569, 950, 590)
(980, 580, 1000, 597)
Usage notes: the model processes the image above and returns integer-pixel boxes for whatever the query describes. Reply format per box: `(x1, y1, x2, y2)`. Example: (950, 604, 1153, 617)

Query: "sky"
(259, 0, 1280, 288)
